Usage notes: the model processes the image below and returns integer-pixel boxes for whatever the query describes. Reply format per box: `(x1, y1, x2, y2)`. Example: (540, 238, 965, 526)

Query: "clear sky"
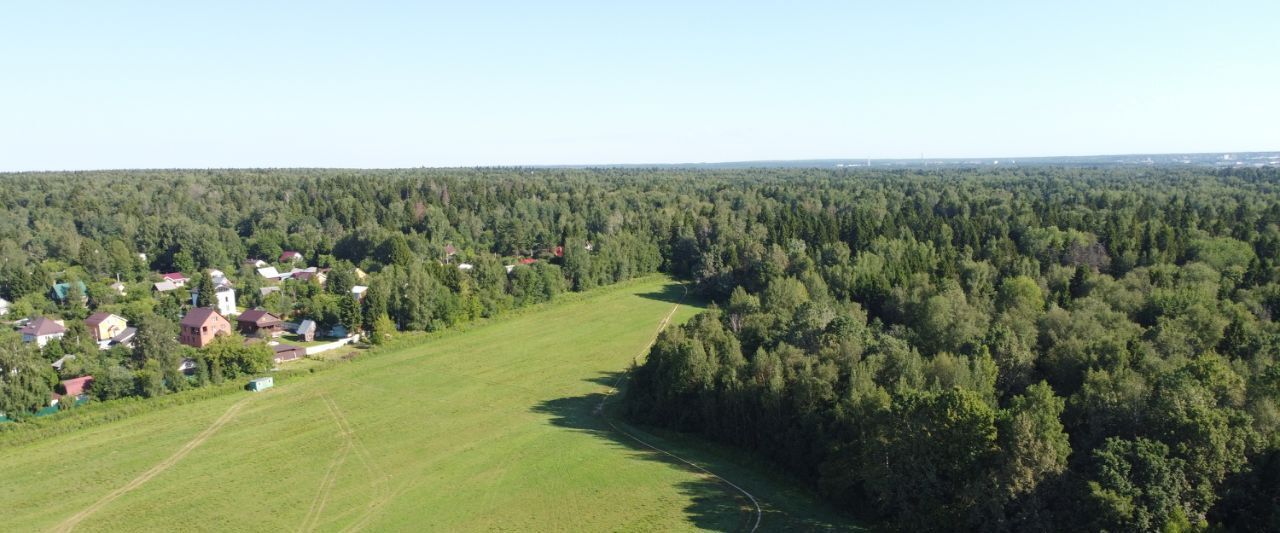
(2, 1, 1277, 170)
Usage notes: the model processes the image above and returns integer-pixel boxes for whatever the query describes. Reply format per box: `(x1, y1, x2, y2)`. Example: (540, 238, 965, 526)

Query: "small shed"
(296, 319, 317, 342)
(273, 344, 305, 364)
(247, 377, 274, 392)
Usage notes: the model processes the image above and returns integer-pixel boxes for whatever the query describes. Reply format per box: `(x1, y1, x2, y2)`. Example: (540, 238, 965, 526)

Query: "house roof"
(51, 354, 77, 371)
(238, 309, 281, 326)
(110, 327, 137, 345)
(162, 272, 187, 281)
(180, 308, 225, 328)
(153, 279, 180, 292)
(280, 251, 302, 261)
(57, 375, 94, 398)
(257, 266, 281, 279)
(351, 285, 369, 294)
(273, 343, 302, 354)
(51, 281, 88, 300)
(297, 319, 317, 334)
(260, 286, 281, 297)
(86, 312, 123, 326)
(519, 258, 537, 265)
(20, 317, 65, 336)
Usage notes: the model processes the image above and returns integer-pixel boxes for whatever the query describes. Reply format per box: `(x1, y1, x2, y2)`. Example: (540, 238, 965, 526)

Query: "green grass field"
(0, 276, 859, 532)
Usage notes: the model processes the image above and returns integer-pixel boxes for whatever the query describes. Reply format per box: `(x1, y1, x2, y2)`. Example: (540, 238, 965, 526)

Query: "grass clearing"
(0, 276, 860, 531)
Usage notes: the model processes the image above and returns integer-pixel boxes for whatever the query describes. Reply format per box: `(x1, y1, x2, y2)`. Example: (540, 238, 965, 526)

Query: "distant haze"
(1, 1, 1278, 171)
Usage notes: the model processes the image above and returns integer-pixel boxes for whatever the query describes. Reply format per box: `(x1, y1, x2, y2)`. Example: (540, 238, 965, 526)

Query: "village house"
(279, 251, 303, 263)
(244, 258, 268, 269)
(209, 269, 231, 288)
(289, 267, 327, 284)
(161, 272, 189, 287)
(179, 357, 198, 375)
(20, 317, 66, 347)
(272, 344, 305, 364)
(85, 312, 128, 343)
(0, 297, 9, 316)
(257, 266, 282, 280)
(51, 280, 89, 304)
(237, 309, 284, 338)
(351, 285, 368, 301)
(52, 375, 93, 406)
(109, 327, 137, 349)
(179, 308, 232, 348)
(296, 319, 317, 342)
(153, 279, 181, 292)
(192, 284, 238, 316)
(109, 280, 127, 295)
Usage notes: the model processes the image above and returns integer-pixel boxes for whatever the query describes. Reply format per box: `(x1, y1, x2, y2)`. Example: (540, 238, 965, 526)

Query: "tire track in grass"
(596, 288, 764, 533)
(51, 397, 253, 533)
(330, 395, 394, 533)
(299, 394, 355, 532)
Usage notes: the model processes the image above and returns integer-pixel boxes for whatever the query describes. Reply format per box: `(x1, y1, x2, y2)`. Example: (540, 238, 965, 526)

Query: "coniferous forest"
(3, 167, 1280, 531)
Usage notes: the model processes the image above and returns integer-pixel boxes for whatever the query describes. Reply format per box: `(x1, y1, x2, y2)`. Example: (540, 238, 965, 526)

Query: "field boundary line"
(597, 285, 763, 533)
(50, 397, 253, 533)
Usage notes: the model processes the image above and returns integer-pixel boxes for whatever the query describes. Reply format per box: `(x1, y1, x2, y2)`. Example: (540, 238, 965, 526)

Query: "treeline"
(624, 167, 1280, 531)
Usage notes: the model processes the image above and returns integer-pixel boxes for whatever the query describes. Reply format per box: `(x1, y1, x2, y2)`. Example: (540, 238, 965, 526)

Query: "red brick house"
(237, 309, 284, 338)
(179, 308, 232, 348)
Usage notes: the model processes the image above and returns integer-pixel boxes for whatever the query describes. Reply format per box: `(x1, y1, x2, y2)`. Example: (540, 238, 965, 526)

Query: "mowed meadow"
(0, 276, 856, 532)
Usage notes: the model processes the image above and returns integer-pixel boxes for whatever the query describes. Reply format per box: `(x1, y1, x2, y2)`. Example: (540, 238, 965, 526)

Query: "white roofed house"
(351, 285, 368, 301)
(257, 266, 282, 280)
(153, 279, 181, 292)
(0, 297, 9, 316)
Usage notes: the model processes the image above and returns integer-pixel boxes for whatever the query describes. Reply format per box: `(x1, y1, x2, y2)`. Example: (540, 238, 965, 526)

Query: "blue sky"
(2, 1, 1277, 170)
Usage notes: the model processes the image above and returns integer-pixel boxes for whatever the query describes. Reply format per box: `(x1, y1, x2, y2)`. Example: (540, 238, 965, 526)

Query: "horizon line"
(3, 149, 1278, 173)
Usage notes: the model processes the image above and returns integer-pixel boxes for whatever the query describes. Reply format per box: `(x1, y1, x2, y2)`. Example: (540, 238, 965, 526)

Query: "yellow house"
(85, 312, 128, 342)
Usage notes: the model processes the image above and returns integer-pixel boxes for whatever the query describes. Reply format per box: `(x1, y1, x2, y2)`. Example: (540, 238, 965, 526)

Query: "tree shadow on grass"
(532, 371, 861, 532)
(531, 385, 750, 532)
(634, 282, 695, 306)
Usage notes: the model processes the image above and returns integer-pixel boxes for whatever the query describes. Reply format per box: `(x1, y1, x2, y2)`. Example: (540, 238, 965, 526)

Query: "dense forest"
(2, 167, 1279, 530)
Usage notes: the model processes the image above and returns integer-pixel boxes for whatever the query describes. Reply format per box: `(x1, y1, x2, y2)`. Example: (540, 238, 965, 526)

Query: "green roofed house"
(51, 280, 89, 304)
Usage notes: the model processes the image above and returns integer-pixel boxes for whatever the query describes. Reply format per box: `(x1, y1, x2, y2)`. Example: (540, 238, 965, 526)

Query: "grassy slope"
(0, 276, 859, 531)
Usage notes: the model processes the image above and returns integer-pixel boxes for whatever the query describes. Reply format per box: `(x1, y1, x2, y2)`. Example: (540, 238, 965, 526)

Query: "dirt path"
(597, 290, 764, 533)
(51, 397, 253, 533)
